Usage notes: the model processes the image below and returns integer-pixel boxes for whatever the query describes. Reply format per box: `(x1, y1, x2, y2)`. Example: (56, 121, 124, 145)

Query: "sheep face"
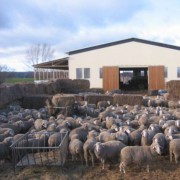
(17, 121, 25, 128)
(3, 137, 13, 146)
(159, 119, 165, 127)
(94, 142, 103, 154)
(42, 120, 48, 129)
(166, 134, 173, 140)
(142, 129, 148, 137)
(9, 129, 15, 136)
(152, 144, 161, 155)
(175, 120, 180, 127)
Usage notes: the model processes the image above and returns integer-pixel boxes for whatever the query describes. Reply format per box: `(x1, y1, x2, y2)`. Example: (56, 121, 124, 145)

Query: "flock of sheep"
(0, 94, 180, 173)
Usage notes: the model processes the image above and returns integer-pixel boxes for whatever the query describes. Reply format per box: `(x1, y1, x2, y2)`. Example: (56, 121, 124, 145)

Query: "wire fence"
(10, 131, 69, 172)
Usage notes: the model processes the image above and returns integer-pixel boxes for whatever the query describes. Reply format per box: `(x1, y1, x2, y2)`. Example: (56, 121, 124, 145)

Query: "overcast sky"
(0, 0, 180, 71)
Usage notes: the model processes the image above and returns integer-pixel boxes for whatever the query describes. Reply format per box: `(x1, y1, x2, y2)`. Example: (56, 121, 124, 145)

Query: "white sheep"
(0, 137, 13, 164)
(34, 119, 49, 131)
(83, 130, 98, 167)
(119, 143, 161, 173)
(94, 140, 126, 169)
(169, 139, 180, 164)
(69, 138, 84, 164)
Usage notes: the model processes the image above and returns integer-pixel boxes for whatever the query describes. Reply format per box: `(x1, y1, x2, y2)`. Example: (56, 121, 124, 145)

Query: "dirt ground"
(1, 156, 180, 180)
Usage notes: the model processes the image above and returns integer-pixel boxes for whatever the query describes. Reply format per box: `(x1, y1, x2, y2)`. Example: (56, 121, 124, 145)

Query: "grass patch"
(5, 78, 34, 83)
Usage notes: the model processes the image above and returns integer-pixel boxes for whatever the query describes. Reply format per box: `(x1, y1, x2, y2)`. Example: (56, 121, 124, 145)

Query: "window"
(177, 67, 180, 77)
(164, 67, 168, 78)
(140, 70, 145, 76)
(99, 68, 103, 79)
(84, 68, 90, 78)
(76, 68, 82, 79)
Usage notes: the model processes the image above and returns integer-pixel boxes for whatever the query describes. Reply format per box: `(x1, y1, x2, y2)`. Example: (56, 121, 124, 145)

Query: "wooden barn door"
(148, 66, 165, 90)
(103, 66, 119, 92)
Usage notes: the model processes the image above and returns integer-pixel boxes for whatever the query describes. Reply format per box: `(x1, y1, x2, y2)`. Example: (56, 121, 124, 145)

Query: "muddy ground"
(1, 156, 180, 180)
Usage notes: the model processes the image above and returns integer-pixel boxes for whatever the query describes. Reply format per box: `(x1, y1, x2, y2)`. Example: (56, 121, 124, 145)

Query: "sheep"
(12, 134, 24, 142)
(0, 115, 8, 123)
(166, 132, 180, 140)
(152, 133, 169, 155)
(138, 113, 149, 126)
(105, 116, 116, 129)
(69, 138, 84, 164)
(21, 118, 34, 133)
(97, 101, 111, 110)
(0, 120, 25, 134)
(168, 100, 180, 109)
(141, 129, 157, 146)
(0, 128, 14, 142)
(115, 131, 129, 145)
(162, 120, 176, 129)
(83, 130, 99, 167)
(19, 133, 49, 153)
(69, 124, 89, 142)
(164, 125, 179, 135)
(98, 107, 114, 121)
(48, 132, 65, 147)
(0, 137, 13, 164)
(128, 125, 146, 146)
(98, 131, 116, 142)
(148, 124, 162, 133)
(47, 123, 57, 132)
(34, 119, 49, 131)
(175, 120, 180, 128)
(126, 119, 139, 129)
(169, 139, 180, 163)
(94, 140, 126, 169)
(119, 143, 161, 173)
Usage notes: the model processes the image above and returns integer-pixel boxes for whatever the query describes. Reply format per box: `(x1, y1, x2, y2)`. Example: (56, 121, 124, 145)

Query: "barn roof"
(68, 37, 180, 55)
(33, 57, 69, 70)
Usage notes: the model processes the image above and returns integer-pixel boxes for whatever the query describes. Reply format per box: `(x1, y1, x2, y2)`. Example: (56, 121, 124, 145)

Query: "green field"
(5, 78, 34, 83)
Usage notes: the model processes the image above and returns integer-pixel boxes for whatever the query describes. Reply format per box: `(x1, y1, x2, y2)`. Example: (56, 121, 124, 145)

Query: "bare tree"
(0, 65, 13, 84)
(25, 43, 55, 70)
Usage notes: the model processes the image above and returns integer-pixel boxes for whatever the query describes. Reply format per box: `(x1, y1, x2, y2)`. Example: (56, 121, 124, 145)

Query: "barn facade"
(34, 38, 180, 91)
(68, 38, 180, 91)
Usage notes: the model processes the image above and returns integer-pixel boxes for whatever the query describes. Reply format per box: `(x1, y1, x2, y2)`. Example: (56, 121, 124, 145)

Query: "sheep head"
(94, 142, 104, 154)
(152, 143, 161, 155)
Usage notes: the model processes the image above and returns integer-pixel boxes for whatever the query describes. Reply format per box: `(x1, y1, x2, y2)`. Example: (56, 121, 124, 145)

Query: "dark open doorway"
(119, 67, 148, 91)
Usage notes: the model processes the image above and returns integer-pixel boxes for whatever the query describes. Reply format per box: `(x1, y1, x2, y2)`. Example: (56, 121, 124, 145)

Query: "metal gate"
(10, 131, 69, 172)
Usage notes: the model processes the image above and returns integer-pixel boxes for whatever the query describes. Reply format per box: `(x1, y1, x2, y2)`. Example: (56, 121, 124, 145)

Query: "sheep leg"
(89, 151, 95, 167)
(170, 150, 173, 163)
(119, 162, 126, 174)
(80, 154, 84, 165)
(101, 159, 105, 170)
(91, 154, 95, 167)
(84, 151, 88, 167)
(175, 155, 179, 164)
(146, 164, 150, 173)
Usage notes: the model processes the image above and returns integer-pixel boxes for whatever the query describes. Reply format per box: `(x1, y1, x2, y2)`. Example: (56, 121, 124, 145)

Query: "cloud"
(0, 0, 180, 71)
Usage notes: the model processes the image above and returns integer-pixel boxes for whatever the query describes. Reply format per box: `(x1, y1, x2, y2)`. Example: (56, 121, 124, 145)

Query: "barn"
(34, 38, 180, 92)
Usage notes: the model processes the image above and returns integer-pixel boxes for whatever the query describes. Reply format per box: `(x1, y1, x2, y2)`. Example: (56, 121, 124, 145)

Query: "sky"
(0, 0, 180, 71)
